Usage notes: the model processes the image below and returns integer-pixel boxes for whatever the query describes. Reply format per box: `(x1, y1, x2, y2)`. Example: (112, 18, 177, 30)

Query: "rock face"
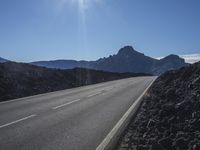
(117, 61, 200, 150)
(0, 62, 151, 102)
(32, 46, 188, 75)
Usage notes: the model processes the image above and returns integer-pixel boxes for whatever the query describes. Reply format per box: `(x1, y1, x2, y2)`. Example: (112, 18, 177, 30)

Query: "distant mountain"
(32, 46, 188, 75)
(32, 59, 90, 69)
(152, 54, 188, 75)
(0, 57, 8, 63)
(0, 62, 151, 102)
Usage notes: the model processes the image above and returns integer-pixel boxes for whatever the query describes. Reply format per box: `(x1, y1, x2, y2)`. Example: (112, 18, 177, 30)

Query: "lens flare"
(56, 0, 102, 56)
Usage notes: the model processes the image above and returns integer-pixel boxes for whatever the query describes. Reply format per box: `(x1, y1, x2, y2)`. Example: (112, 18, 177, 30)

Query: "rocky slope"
(0, 62, 150, 102)
(117, 61, 200, 150)
(32, 46, 188, 75)
(0, 57, 8, 63)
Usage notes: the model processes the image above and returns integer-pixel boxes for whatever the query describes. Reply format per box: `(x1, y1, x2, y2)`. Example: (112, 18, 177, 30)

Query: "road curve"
(0, 76, 155, 150)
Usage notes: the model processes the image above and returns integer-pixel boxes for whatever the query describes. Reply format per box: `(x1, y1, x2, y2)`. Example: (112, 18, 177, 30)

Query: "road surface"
(0, 76, 155, 150)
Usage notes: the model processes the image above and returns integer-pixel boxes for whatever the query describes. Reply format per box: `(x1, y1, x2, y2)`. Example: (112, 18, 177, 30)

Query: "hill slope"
(0, 57, 8, 63)
(0, 62, 150, 102)
(118, 61, 200, 150)
(32, 46, 188, 75)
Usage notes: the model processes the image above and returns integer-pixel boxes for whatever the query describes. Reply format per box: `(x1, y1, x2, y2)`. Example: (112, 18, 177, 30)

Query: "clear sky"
(0, 0, 200, 62)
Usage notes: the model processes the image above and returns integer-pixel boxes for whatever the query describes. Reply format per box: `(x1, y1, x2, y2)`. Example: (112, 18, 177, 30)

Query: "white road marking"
(0, 78, 123, 105)
(52, 99, 81, 110)
(96, 78, 157, 150)
(87, 92, 102, 98)
(0, 114, 36, 129)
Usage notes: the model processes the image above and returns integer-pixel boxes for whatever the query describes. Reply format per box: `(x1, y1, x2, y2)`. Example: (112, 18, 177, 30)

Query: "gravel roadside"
(117, 62, 200, 150)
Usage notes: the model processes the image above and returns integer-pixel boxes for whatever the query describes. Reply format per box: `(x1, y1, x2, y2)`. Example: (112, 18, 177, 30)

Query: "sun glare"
(56, 0, 102, 53)
(70, 0, 101, 12)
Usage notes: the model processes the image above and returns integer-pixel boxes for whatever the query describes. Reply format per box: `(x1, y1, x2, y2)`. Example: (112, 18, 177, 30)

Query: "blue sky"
(0, 0, 200, 62)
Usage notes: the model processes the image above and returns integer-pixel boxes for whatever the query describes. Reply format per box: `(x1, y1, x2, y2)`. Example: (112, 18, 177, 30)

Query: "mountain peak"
(161, 54, 185, 62)
(117, 46, 139, 56)
(164, 54, 181, 59)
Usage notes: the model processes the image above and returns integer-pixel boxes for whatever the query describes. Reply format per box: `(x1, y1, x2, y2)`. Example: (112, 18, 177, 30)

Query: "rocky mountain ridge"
(32, 46, 188, 75)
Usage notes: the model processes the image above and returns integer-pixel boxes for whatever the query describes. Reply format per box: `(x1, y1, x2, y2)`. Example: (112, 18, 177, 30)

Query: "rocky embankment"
(117, 62, 200, 150)
(0, 62, 150, 102)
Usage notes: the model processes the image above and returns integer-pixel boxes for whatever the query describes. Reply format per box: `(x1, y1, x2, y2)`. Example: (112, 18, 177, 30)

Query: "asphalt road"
(0, 76, 155, 150)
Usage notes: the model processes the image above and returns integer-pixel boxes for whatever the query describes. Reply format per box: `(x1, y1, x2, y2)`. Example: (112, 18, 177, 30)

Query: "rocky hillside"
(0, 57, 8, 63)
(117, 61, 200, 150)
(32, 46, 188, 75)
(0, 62, 150, 102)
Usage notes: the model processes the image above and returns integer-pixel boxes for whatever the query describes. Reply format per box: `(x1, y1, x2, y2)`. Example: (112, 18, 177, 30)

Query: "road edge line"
(96, 78, 157, 150)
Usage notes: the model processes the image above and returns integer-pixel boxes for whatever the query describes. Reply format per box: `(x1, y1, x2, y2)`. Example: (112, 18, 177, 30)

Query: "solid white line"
(52, 99, 81, 110)
(96, 78, 156, 150)
(87, 92, 102, 98)
(0, 114, 36, 129)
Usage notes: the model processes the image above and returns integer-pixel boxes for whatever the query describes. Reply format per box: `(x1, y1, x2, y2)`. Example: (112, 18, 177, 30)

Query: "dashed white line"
(52, 99, 81, 110)
(87, 92, 102, 98)
(0, 114, 36, 129)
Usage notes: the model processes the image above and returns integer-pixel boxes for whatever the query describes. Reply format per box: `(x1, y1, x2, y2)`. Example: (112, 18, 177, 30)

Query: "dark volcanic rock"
(117, 61, 200, 150)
